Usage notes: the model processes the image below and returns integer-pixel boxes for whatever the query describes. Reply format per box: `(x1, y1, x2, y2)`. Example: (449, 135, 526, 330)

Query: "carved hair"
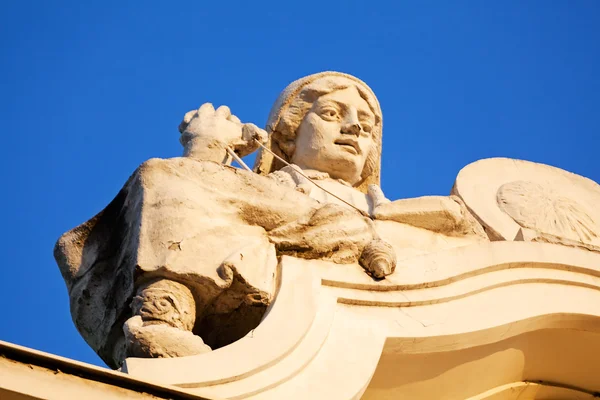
(254, 72, 383, 193)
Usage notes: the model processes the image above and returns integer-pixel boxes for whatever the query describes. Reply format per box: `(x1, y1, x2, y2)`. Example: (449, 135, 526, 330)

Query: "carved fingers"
(214, 105, 231, 118)
(198, 102, 217, 118)
(236, 123, 268, 157)
(179, 102, 268, 159)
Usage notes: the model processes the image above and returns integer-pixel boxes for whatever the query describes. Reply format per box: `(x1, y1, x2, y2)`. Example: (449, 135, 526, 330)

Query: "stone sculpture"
(54, 72, 600, 400)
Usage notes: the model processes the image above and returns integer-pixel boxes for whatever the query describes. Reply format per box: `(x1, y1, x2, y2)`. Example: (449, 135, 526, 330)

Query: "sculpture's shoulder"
(136, 157, 252, 187)
(55, 157, 321, 285)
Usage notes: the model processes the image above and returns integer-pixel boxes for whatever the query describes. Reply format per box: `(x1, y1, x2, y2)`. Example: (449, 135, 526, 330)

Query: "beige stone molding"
(123, 241, 600, 399)
(0, 340, 218, 400)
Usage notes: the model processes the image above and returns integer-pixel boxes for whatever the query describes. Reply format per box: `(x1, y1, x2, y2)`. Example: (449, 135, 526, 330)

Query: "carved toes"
(123, 316, 211, 359)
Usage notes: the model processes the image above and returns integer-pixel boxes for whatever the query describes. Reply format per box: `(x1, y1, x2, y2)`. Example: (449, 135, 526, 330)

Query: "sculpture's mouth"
(334, 138, 359, 154)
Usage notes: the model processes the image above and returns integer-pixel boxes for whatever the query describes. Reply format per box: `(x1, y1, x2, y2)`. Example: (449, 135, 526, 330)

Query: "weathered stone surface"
(54, 156, 387, 367)
(47, 71, 600, 400)
(55, 72, 503, 369)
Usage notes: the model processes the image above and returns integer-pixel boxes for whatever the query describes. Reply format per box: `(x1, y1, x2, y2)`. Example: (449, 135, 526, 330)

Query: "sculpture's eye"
(361, 123, 372, 134)
(320, 108, 338, 120)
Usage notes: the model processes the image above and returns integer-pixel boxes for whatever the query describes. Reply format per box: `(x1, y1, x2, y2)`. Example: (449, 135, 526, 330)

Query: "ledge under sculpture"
(54, 72, 600, 399)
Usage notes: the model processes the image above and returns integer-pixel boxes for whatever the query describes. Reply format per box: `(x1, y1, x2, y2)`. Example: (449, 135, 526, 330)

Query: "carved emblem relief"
(497, 180, 599, 245)
(453, 158, 600, 250)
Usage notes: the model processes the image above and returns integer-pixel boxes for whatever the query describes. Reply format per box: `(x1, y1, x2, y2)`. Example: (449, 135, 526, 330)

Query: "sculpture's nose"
(341, 107, 361, 137)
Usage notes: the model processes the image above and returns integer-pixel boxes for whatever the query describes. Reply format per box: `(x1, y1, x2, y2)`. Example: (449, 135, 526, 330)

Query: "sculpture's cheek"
(293, 113, 368, 185)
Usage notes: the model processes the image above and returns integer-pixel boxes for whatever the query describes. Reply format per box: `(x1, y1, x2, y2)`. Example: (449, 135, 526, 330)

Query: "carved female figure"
(55, 72, 487, 367)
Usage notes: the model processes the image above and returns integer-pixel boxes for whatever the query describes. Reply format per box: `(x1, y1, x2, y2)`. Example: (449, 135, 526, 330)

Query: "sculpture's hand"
(179, 103, 267, 162)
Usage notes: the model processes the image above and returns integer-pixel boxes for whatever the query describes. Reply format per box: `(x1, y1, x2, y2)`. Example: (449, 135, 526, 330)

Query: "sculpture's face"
(291, 86, 376, 185)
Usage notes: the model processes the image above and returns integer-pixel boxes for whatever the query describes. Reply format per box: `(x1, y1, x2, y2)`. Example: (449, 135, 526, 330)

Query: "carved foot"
(124, 316, 211, 358)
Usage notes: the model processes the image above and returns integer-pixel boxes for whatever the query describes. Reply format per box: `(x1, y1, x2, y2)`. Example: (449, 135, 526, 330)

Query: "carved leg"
(123, 278, 211, 360)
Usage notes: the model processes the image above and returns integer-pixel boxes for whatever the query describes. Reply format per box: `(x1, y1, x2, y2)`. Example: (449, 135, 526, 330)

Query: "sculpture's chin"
(302, 154, 363, 186)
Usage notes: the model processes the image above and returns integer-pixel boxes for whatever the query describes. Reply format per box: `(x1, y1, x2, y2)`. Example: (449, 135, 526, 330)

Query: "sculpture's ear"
(178, 110, 198, 134)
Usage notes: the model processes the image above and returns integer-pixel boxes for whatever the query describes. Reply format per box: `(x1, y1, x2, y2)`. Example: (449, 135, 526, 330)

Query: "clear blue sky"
(1, 1, 598, 368)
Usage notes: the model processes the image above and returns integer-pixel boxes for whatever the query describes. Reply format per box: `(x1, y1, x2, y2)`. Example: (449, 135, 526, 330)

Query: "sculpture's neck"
(310, 179, 372, 214)
(286, 168, 372, 214)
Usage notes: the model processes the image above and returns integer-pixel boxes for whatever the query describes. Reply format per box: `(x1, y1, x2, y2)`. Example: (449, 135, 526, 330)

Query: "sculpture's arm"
(369, 185, 487, 238)
(178, 103, 267, 163)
